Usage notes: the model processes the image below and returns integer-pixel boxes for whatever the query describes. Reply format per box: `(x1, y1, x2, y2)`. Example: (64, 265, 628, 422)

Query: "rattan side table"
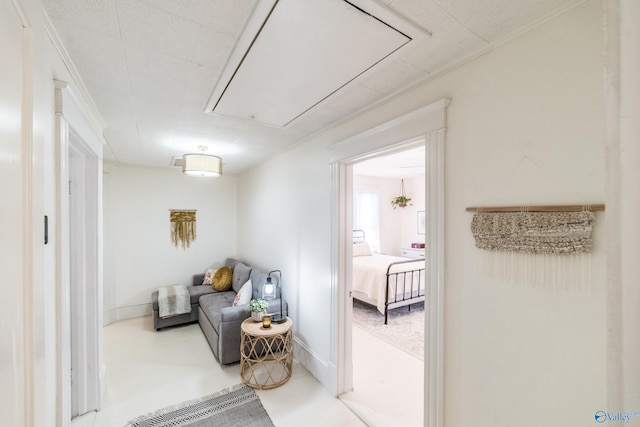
(240, 317, 293, 389)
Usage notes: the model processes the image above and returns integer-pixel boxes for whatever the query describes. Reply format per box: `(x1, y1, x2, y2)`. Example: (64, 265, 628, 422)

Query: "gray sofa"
(151, 258, 287, 365)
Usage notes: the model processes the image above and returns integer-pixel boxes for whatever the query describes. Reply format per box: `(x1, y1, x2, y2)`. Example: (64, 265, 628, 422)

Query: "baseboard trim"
(293, 336, 335, 394)
(114, 303, 151, 321)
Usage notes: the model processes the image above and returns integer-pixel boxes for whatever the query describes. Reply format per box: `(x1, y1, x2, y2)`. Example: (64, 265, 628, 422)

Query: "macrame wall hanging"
(467, 205, 604, 289)
(170, 209, 197, 249)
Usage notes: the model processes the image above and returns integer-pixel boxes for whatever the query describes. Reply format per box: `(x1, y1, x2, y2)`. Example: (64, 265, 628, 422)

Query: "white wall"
(237, 140, 334, 384)
(399, 176, 425, 250)
(1, 0, 64, 424)
(238, 1, 607, 425)
(354, 174, 425, 256)
(0, 3, 28, 426)
(441, 3, 606, 424)
(103, 163, 238, 321)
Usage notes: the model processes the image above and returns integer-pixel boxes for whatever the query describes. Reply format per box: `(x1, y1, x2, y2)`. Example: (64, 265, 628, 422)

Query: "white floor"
(71, 316, 423, 427)
(341, 324, 424, 427)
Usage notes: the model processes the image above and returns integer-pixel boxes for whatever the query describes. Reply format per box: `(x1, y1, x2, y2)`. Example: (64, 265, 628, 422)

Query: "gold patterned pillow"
(212, 266, 233, 291)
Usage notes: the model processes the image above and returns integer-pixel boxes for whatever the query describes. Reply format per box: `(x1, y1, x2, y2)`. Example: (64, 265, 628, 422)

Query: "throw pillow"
(232, 279, 252, 306)
(202, 268, 216, 285)
(212, 266, 233, 291)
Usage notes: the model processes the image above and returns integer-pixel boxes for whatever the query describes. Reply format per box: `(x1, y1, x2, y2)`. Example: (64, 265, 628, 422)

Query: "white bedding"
(352, 254, 425, 314)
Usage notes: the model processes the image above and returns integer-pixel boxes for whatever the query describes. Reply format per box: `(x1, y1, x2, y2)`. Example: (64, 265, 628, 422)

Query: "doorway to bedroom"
(341, 144, 426, 426)
(331, 99, 448, 427)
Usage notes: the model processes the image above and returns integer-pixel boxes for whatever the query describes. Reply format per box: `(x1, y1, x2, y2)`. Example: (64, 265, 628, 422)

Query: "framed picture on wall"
(417, 211, 425, 235)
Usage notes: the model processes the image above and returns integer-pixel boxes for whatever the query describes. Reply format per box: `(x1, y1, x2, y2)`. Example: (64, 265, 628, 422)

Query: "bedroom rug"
(352, 300, 424, 360)
(124, 384, 274, 427)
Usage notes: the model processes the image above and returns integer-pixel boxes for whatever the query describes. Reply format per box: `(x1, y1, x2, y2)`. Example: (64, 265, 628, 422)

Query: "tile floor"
(71, 316, 422, 427)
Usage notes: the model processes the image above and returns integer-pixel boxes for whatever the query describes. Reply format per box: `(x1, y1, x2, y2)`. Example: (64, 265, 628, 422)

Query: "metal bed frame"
(352, 230, 426, 324)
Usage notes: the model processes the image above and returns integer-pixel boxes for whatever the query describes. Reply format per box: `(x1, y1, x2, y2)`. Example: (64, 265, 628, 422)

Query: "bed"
(351, 230, 426, 324)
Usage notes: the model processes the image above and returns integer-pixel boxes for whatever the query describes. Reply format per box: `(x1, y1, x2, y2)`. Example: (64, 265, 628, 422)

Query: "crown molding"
(44, 12, 106, 139)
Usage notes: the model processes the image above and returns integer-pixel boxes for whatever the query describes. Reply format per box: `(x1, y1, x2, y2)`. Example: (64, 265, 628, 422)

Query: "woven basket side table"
(240, 317, 293, 389)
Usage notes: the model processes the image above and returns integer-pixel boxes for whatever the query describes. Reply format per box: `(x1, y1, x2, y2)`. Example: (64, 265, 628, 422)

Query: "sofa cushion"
(224, 258, 240, 269)
(233, 279, 252, 306)
(187, 285, 217, 303)
(212, 266, 232, 291)
(249, 269, 268, 300)
(202, 268, 216, 285)
(199, 292, 237, 333)
(232, 262, 252, 293)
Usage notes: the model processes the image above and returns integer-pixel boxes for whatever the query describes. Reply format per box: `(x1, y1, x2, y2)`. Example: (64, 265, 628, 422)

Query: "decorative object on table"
(417, 210, 425, 234)
(181, 145, 223, 177)
(240, 318, 293, 389)
(249, 298, 269, 322)
(468, 204, 604, 289)
(262, 314, 272, 329)
(262, 270, 286, 323)
(124, 383, 274, 427)
(411, 242, 425, 248)
(391, 179, 412, 209)
(169, 209, 196, 249)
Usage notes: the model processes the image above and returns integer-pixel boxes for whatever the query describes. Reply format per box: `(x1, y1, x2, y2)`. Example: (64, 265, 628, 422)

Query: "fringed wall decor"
(471, 210, 595, 255)
(170, 209, 197, 249)
(467, 205, 604, 289)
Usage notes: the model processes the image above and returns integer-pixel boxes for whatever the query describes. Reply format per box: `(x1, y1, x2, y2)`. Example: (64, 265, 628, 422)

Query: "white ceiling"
(43, 0, 583, 175)
(354, 146, 425, 178)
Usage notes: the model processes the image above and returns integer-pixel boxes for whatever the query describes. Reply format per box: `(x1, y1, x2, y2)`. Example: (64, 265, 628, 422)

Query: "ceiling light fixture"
(182, 146, 223, 177)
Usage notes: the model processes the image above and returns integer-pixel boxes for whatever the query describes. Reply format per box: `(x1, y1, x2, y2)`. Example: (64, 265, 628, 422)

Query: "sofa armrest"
(219, 299, 288, 320)
(219, 305, 251, 323)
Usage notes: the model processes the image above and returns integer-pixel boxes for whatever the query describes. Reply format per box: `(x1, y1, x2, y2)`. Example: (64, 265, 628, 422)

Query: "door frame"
(330, 99, 448, 427)
(55, 80, 104, 423)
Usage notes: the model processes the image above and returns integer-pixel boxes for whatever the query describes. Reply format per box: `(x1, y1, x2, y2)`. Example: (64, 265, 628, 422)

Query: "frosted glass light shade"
(262, 278, 276, 300)
(182, 153, 222, 177)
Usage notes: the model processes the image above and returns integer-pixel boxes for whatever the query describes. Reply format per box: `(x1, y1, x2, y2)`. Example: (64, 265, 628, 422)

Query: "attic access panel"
(205, 0, 420, 127)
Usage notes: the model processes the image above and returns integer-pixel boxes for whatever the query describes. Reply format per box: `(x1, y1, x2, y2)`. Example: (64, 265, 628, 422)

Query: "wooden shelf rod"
(465, 204, 605, 213)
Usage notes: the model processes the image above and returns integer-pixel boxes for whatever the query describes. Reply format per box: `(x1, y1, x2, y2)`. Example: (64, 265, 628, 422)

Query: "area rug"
(124, 384, 274, 427)
(352, 300, 424, 360)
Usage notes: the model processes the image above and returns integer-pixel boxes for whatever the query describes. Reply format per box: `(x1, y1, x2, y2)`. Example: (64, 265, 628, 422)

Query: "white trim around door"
(55, 80, 105, 424)
(329, 99, 449, 427)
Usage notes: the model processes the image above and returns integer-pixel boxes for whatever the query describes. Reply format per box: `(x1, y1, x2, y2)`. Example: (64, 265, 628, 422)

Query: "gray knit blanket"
(471, 211, 595, 255)
(157, 285, 191, 318)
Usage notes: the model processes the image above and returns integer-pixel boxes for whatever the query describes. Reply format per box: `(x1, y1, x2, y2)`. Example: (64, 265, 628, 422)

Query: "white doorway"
(330, 99, 448, 427)
(68, 131, 102, 417)
(343, 144, 426, 426)
(55, 82, 104, 424)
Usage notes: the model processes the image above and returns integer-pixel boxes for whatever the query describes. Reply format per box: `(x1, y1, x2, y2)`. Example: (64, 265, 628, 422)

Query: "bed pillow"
(212, 266, 233, 291)
(353, 242, 372, 257)
(233, 279, 252, 306)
